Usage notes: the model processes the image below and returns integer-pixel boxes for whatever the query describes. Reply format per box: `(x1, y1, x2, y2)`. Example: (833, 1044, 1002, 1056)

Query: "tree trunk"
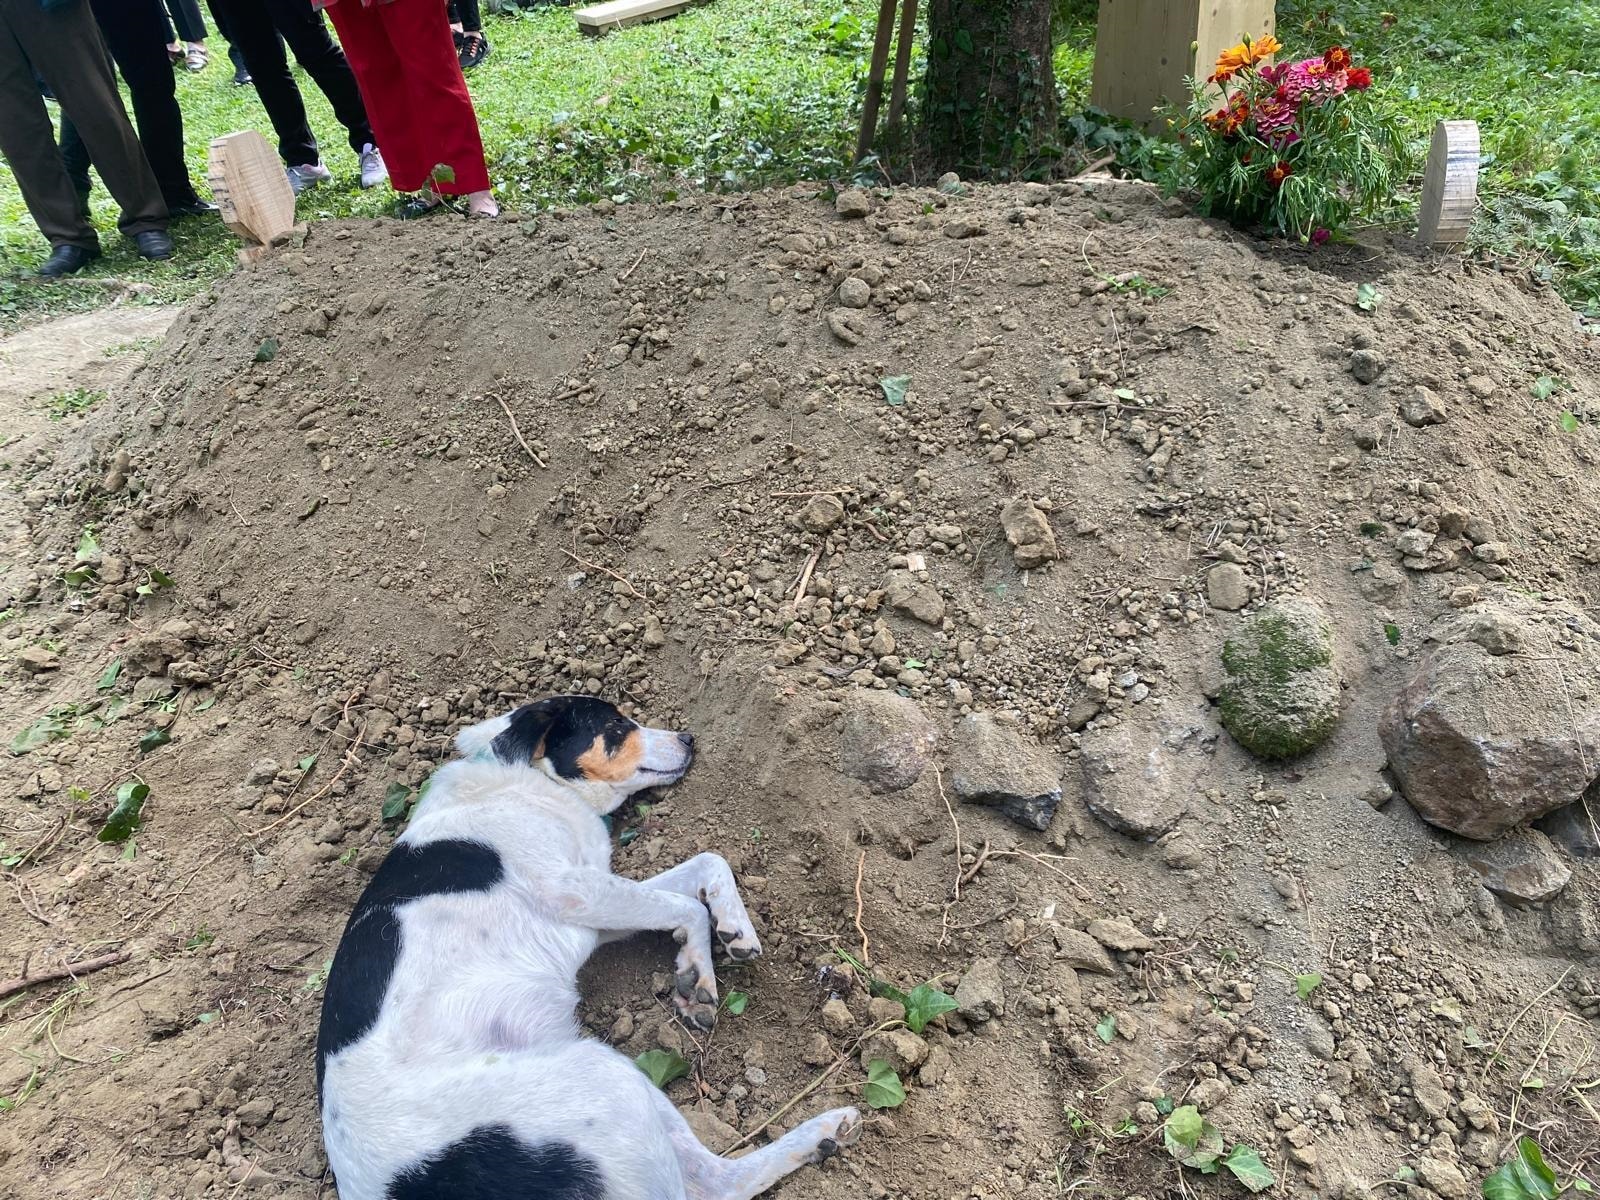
(921, 0, 1059, 178)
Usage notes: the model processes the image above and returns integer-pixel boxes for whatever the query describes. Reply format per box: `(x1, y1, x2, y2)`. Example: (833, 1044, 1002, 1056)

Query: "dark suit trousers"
(60, 0, 202, 210)
(0, 0, 167, 249)
(207, 0, 375, 166)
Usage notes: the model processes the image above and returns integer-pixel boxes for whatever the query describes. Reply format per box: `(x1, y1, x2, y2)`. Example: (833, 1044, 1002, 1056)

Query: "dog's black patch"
(492, 695, 636, 779)
(316, 838, 503, 1096)
(387, 1126, 604, 1200)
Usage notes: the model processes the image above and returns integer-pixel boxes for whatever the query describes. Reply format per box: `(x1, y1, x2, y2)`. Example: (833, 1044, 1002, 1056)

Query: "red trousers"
(325, 0, 489, 194)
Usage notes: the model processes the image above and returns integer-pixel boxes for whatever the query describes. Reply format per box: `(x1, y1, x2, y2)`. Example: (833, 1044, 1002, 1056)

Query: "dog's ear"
(490, 699, 562, 767)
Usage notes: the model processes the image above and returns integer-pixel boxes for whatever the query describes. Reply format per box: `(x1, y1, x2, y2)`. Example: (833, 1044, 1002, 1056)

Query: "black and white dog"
(316, 695, 861, 1199)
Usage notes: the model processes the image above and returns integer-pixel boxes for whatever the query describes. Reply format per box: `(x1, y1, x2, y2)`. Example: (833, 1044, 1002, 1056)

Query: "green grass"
(0, 0, 1596, 329)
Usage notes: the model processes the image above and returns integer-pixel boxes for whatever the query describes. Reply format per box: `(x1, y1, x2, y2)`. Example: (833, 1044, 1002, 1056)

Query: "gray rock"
(837, 690, 936, 794)
(1079, 717, 1211, 840)
(1415, 1158, 1469, 1200)
(15, 646, 60, 673)
(1206, 562, 1249, 611)
(834, 188, 871, 219)
(947, 714, 1062, 830)
(1053, 928, 1116, 974)
(1000, 498, 1059, 570)
(1395, 528, 1436, 557)
(244, 758, 280, 786)
(1399, 386, 1447, 427)
(882, 571, 945, 625)
(837, 277, 871, 309)
(1380, 616, 1600, 839)
(1462, 828, 1572, 904)
(859, 1028, 928, 1072)
(682, 1107, 741, 1153)
(1219, 598, 1340, 760)
(1534, 796, 1600, 858)
(954, 956, 1005, 1021)
(1349, 348, 1386, 384)
(1086, 918, 1154, 952)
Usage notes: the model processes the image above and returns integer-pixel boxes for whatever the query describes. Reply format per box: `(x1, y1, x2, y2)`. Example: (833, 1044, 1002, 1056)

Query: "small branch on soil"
(770, 489, 849, 498)
(791, 548, 820, 605)
(618, 249, 648, 281)
(0, 950, 130, 1000)
(130, 846, 231, 933)
(561, 549, 644, 600)
(551, 382, 594, 404)
(933, 765, 964, 950)
(489, 393, 548, 468)
(853, 850, 871, 968)
(958, 839, 992, 888)
(986, 849, 1094, 902)
(1482, 967, 1573, 1086)
(725, 1019, 900, 1153)
(246, 692, 365, 837)
(697, 473, 755, 491)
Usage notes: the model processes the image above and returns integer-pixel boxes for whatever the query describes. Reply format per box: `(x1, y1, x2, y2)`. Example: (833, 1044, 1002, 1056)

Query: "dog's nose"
(678, 733, 696, 750)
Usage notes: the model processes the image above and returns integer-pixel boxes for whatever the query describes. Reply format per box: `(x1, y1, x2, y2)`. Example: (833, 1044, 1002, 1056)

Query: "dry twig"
(490, 393, 548, 468)
(0, 950, 130, 1001)
(791, 548, 821, 604)
(561, 548, 644, 600)
(853, 850, 871, 967)
(247, 692, 365, 837)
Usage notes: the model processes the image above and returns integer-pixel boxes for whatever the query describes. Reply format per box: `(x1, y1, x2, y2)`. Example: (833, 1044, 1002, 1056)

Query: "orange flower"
(1323, 45, 1352, 71)
(1211, 33, 1281, 81)
(1266, 160, 1294, 188)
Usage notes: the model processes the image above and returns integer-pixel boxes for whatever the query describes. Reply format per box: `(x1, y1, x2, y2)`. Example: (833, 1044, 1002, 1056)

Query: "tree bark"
(921, 0, 1059, 178)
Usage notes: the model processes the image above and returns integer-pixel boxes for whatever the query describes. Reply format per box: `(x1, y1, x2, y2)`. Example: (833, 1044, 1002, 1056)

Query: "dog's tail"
(454, 713, 512, 761)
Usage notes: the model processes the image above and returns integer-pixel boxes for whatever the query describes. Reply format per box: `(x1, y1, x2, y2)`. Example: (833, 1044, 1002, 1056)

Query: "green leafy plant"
(1529, 376, 1560, 400)
(11, 712, 68, 755)
(635, 1048, 691, 1088)
(184, 927, 215, 951)
(1222, 1145, 1275, 1193)
(1356, 282, 1383, 311)
(1163, 1105, 1224, 1172)
(1384, 623, 1402, 647)
(1163, 36, 1406, 242)
(902, 983, 958, 1033)
(1095, 1012, 1118, 1043)
(45, 387, 105, 420)
(302, 959, 333, 993)
(97, 658, 122, 692)
(134, 567, 176, 598)
(863, 1059, 906, 1109)
(138, 727, 172, 754)
(1558, 411, 1582, 433)
(62, 527, 99, 589)
(253, 337, 279, 363)
(723, 991, 750, 1016)
(1482, 1138, 1565, 1200)
(98, 777, 150, 843)
(879, 375, 911, 407)
(1295, 972, 1324, 1000)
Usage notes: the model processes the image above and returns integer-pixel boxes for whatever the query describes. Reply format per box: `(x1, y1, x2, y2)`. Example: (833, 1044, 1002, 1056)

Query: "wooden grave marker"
(1090, 0, 1276, 126)
(1417, 120, 1479, 247)
(574, 0, 705, 36)
(207, 131, 296, 257)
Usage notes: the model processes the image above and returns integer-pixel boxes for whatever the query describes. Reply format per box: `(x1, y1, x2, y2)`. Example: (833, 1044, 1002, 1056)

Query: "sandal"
(184, 43, 209, 72)
(395, 191, 445, 219)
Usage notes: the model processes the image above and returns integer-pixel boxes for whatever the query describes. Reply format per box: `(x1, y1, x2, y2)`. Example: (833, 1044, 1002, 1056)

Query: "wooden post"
(855, 0, 899, 164)
(207, 131, 296, 250)
(1090, 0, 1275, 126)
(884, 0, 919, 136)
(1417, 120, 1479, 247)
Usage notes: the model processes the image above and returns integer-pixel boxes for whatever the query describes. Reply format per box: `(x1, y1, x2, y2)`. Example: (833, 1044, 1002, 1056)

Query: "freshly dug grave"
(2, 178, 1599, 1200)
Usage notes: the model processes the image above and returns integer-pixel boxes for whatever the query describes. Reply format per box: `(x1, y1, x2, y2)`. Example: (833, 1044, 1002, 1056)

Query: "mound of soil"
(3, 179, 1598, 1199)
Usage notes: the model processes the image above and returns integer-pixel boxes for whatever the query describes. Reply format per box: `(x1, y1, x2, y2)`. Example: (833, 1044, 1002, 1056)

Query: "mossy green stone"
(1219, 598, 1341, 760)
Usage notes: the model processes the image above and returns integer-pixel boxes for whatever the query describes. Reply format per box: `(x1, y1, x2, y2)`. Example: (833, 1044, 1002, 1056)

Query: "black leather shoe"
(34, 244, 100, 278)
(133, 230, 174, 260)
(168, 199, 218, 219)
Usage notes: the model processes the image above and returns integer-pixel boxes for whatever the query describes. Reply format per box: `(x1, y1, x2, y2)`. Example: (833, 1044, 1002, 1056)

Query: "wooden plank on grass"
(1091, 0, 1275, 126)
(575, 0, 702, 35)
(1417, 120, 1480, 247)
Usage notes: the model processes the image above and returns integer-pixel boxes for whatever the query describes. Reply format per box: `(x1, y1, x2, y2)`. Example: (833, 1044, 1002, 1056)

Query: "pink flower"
(1281, 56, 1348, 104)
(1311, 228, 1331, 245)
(1253, 95, 1300, 138)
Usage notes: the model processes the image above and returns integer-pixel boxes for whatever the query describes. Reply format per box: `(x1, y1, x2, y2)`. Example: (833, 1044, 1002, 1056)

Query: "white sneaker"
(358, 144, 388, 189)
(286, 161, 333, 196)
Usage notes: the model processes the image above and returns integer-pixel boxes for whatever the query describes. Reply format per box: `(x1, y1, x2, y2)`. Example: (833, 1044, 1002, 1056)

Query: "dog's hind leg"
(634, 853, 762, 964)
(644, 1085, 861, 1200)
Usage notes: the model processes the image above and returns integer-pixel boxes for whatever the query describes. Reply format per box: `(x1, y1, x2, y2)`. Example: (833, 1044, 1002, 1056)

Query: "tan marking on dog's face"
(575, 729, 644, 782)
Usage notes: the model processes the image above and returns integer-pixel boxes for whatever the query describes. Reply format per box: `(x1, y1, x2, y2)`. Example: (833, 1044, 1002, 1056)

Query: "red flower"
(1347, 66, 1372, 90)
(1323, 45, 1352, 71)
(1311, 228, 1331, 245)
(1266, 161, 1294, 188)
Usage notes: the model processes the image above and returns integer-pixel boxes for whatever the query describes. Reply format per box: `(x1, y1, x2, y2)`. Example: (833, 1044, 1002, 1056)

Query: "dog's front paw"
(672, 964, 719, 1032)
(813, 1107, 863, 1160)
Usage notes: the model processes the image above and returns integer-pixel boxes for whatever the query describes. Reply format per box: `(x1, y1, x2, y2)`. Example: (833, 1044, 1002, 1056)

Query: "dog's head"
(458, 696, 694, 814)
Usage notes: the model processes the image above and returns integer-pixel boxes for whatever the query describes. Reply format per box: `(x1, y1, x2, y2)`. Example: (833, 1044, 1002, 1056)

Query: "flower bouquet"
(1164, 35, 1406, 243)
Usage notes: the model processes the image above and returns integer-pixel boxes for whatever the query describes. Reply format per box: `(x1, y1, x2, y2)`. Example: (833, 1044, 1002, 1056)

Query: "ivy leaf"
(1163, 1105, 1203, 1151)
(952, 27, 974, 54)
(723, 991, 750, 1016)
(1113, 387, 1138, 401)
(76, 527, 99, 561)
(1295, 972, 1323, 1000)
(139, 727, 172, 754)
(1384, 623, 1401, 647)
(11, 715, 67, 755)
(381, 782, 414, 821)
(904, 982, 958, 1033)
(98, 658, 123, 692)
(1355, 282, 1382, 311)
(1559, 410, 1581, 433)
(1482, 1137, 1560, 1200)
(634, 1049, 690, 1089)
(253, 338, 279, 363)
(1529, 376, 1558, 400)
(864, 1059, 906, 1109)
(98, 778, 150, 843)
(879, 375, 911, 406)
(1222, 1145, 1275, 1192)
(1094, 1012, 1117, 1043)
(430, 163, 457, 186)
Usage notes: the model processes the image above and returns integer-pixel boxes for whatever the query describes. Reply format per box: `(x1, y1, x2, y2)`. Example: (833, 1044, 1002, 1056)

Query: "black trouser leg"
(265, 0, 376, 155)
(165, 0, 208, 41)
(206, 0, 318, 166)
(88, 0, 201, 208)
(455, 0, 482, 34)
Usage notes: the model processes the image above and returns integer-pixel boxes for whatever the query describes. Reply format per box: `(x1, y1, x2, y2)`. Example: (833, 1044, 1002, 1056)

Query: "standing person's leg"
(208, 2, 253, 83)
(7, 0, 171, 251)
(57, 114, 93, 211)
(456, 0, 488, 69)
(0, 4, 105, 268)
(264, 0, 381, 173)
(324, 0, 424, 192)
(90, 0, 208, 213)
(369, 0, 492, 206)
(207, 0, 324, 181)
